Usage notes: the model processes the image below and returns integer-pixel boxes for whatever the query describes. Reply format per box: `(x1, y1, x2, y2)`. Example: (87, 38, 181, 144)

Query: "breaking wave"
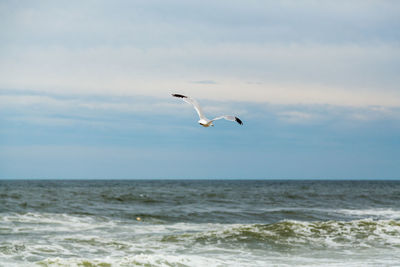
(1, 212, 400, 266)
(162, 219, 400, 250)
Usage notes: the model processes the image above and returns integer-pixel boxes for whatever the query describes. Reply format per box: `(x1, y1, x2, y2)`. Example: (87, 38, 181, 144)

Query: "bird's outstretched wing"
(211, 115, 243, 125)
(172, 94, 206, 120)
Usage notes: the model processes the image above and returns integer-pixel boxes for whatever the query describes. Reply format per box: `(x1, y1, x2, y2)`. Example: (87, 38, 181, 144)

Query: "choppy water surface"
(1, 180, 400, 266)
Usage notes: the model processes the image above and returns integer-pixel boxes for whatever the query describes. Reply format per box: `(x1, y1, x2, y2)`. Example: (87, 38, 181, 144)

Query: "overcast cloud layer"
(1, 1, 399, 179)
(1, 0, 400, 105)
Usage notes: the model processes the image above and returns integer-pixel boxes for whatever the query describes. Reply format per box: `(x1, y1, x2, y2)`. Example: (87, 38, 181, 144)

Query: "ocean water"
(1, 180, 400, 267)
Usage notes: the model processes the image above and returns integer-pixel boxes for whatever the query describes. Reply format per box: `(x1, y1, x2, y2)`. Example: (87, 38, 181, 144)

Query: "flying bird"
(172, 94, 243, 127)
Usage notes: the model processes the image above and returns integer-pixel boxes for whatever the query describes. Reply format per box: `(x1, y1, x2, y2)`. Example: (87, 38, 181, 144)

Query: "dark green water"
(1, 180, 400, 266)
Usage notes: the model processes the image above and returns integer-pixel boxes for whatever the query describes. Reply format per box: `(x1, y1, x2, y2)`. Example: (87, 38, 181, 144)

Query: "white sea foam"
(1, 212, 400, 267)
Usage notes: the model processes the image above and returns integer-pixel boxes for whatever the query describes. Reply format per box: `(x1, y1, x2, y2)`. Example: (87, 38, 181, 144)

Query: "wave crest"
(163, 219, 400, 249)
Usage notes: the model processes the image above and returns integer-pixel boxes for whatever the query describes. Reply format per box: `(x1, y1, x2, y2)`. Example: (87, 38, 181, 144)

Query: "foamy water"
(1, 180, 400, 266)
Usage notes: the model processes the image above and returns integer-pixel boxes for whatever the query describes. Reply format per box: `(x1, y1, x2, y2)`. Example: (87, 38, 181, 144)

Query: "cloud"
(0, 1, 399, 107)
(2, 1, 399, 45)
(2, 90, 399, 132)
(277, 111, 320, 124)
(0, 90, 183, 115)
(190, 80, 218, 84)
(1, 43, 399, 106)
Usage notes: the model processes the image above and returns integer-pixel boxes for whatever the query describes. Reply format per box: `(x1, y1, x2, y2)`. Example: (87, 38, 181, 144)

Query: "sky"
(1, 0, 399, 179)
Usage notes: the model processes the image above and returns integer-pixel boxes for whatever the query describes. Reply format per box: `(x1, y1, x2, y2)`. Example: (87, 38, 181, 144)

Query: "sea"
(0, 180, 400, 267)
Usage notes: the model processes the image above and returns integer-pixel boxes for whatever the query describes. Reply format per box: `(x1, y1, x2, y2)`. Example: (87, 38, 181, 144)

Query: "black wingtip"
(235, 117, 243, 125)
(172, 93, 187, 98)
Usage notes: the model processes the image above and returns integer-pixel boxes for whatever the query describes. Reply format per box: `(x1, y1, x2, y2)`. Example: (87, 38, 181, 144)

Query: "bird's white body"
(198, 118, 214, 127)
(172, 94, 243, 127)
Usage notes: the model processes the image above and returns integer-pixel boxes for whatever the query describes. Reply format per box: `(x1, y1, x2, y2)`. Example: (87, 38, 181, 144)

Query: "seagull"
(172, 94, 243, 127)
